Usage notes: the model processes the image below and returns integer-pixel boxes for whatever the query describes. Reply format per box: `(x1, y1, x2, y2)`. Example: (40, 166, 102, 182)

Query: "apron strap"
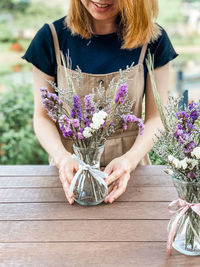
(138, 43, 148, 64)
(48, 23, 61, 66)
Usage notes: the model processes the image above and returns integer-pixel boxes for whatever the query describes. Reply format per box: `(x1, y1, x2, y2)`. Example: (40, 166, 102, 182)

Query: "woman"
(22, 0, 178, 205)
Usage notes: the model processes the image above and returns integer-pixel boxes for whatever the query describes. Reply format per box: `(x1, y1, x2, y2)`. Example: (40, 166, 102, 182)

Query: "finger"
(105, 184, 118, 203)
(105, 169, 124, 186)
(104, 182, 116, 203)
(104, 183, 118, 203)
(108, 182, 116, 193)
(107, 185, 125, 203)
(106, 175, 129, 203)
(66, 169, 75, 184)
(64, 184, 74, 204)
(59, 173, 74, 204)
(60, 165, 74, 184)
(104, 164, 113, 175)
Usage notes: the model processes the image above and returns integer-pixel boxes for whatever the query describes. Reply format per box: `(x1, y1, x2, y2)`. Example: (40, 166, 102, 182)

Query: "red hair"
(65, 0, 161, 49)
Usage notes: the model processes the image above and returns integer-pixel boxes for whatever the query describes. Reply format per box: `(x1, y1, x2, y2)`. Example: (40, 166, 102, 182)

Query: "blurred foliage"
(0, 22, 13, 42)
(158, 0, 184, 27)
(0, 84, 49, 164)
(149, 150, 166, 165)
(0, 0, 63, 42)
(14, 2, 63, 30)
(158, 0, 199, 34)
(0, 0, 29, 11)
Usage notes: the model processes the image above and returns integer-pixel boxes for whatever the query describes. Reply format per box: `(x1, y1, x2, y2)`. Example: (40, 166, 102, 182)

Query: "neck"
(92, 19, 117, 35)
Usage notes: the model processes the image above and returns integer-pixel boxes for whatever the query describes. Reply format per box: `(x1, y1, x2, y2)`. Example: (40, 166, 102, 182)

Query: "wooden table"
(0, 165, 199, 266)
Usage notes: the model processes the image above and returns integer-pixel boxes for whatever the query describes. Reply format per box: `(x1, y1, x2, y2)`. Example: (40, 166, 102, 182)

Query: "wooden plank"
(0, 176, 61, 188)
(0, 165, 58, 176)
(0, 174, 173, 188)
(0, 165, 167, 176)
(132, 175, 173, 186)
(1, 242, 199, 267)
(0, 187, 178, 203)
(0, 220, 168, 242)
(134, 165, 168, 176)
(0, 202, 170, 220)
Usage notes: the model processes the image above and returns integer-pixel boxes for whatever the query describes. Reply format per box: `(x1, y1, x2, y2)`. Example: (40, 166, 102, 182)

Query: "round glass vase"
(72, 144, 108, 206)
(168, 176, 200, 256)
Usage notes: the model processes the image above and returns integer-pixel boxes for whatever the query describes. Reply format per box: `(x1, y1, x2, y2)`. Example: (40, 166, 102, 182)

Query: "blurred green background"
(0, 0, 200, 165)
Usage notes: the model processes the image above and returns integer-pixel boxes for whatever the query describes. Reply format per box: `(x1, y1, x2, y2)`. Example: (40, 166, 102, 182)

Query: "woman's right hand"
(57, 155, 79, 205)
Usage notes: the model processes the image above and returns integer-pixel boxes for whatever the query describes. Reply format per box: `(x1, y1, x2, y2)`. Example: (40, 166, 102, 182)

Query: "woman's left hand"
(103, 155, 133, 203)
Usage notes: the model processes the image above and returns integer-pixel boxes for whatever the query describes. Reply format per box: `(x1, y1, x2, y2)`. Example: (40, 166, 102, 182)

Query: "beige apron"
(48, 23, 151, 167)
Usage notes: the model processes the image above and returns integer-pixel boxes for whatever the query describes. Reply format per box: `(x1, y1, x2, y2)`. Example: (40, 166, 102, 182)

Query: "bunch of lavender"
(146, 52, 200, 182)
(152, 99, 200, 182)
(40, 83, 144, 149)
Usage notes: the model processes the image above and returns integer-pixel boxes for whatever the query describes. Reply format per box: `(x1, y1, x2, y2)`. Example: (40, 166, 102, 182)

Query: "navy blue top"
(22, 16, 178, 91)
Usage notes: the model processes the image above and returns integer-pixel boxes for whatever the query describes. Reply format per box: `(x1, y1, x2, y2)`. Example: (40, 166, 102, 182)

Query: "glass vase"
(168, 176, 200, 256)
(72, 144, 108, 206)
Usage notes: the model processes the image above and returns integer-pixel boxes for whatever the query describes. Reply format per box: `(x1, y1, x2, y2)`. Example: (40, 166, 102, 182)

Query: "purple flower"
(84, 94, 95, 117)
(177, 124, 182, 130)
(58, 115, 73, 138)
(187, 123, 194, 130)
(174, 126, 188, 144)
(71, 94, 82, 119)
(174, 103, 200, 149)
(71, 119, 80, 128)
(176, 111, 189, 119)
(76, 132, 84, 139)
(84, 118, 90, 127)
(40, 87, 63, 122)
(190, 110, 199, 121)
(115, 84, 128, 104)
(122, 115, 144, 135)
(189, 102, 200, 111)
(187, 171, 195, 180)
(183, 141, 196, 154)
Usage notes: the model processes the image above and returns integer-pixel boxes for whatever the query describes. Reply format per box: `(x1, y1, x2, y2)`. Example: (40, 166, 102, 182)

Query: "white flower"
(90, 122, 99, 130)
(186, 158, 198, 170)
(168, 155, 174, 162)
(90, 111, 107, 131)
(172, 158, 180, 168)
(90, 121, 103, 130)
(92, 110, 107, 120)
(191, 147, 200, 160)
(83, 127, 93, 138)
(179, 158, 188, 170)
(93, 110, 107, 119)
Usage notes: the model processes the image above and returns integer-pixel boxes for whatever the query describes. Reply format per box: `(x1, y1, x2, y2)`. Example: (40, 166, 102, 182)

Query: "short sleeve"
(21, 23, 56, 76)
(149, 26, 178, 69)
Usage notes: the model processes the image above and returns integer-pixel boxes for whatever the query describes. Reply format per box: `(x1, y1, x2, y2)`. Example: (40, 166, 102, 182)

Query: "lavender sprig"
(40, 87, 63, 122)
(84, 94, 95, 118)
(102, 83, 129, 136)
(122, 114, 144, 135)
(71, 94, 82, 119)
